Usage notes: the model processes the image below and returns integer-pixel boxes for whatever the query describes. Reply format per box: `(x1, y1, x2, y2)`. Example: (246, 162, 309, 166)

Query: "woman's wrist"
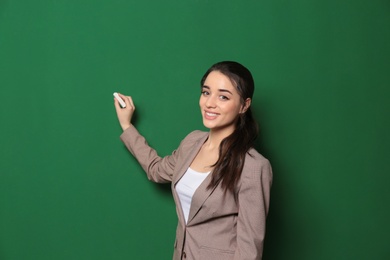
(121, 123, 131, 131)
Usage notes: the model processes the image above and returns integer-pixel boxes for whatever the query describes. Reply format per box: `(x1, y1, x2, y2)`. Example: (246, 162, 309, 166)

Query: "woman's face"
(199, 70, 250, 134)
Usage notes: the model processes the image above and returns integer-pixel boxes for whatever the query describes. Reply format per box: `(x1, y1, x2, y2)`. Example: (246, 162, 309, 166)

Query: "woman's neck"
(204, 127, 234, 150)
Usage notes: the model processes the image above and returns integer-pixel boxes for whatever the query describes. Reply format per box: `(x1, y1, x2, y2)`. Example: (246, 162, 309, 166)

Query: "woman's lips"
(204, 111, 219, 120)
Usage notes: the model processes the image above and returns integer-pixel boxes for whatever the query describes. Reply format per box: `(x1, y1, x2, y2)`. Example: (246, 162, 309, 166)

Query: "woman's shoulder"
(178, 130, 208, 147)
(183, 130, 208, 141)
(246, 148, 270, 165)
(242, 148, 272, 179)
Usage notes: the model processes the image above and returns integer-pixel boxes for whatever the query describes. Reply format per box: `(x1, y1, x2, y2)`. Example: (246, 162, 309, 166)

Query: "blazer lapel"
(186, 172, 217, 224)
(171, 132, 209, 228)
(173, 133, 209, 185)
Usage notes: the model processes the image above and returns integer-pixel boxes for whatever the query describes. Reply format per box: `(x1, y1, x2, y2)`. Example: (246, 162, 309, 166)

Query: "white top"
(175, 168, 210, 224)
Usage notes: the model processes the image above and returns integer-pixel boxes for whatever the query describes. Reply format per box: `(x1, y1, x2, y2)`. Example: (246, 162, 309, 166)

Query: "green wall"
(1, 0, 389, 259)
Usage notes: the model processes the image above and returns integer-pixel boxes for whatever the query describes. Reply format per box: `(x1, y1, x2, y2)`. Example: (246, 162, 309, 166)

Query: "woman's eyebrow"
(202, 85, 233, 95)
(219, 89, 233, 95)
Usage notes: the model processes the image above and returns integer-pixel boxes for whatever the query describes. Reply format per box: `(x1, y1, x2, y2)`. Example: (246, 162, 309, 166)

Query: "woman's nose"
(205, 96, 217, 108)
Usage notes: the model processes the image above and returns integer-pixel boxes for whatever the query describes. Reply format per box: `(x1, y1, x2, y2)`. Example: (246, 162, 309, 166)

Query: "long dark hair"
(201, 61, 259, 194)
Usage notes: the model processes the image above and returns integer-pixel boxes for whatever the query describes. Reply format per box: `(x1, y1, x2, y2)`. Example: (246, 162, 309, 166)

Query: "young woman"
(114, 61, 272, 260)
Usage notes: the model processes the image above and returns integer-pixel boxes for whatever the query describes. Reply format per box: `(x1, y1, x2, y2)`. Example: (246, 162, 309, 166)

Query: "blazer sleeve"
(234, 156, 273, 260)
(120, 125, 179, 183)
(119, 125, 204, 183)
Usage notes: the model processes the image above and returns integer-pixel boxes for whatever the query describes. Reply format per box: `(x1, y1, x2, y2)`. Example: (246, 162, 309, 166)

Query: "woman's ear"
(240, 98, 251, 113)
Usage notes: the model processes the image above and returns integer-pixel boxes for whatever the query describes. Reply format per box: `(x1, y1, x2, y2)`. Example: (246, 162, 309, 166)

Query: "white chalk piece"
(113, 92, 126, 108)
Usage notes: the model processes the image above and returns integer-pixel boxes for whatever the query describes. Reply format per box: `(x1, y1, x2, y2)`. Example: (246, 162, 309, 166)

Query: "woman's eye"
(201, 91, 209, 95)
(219, 95, 229, 100)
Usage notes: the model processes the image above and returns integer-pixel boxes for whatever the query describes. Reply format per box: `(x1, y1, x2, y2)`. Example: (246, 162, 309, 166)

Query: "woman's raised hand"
(114, 93, 135, 131)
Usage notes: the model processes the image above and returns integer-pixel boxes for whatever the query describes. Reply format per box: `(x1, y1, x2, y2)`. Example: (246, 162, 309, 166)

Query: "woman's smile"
(204, 110, 219, 119)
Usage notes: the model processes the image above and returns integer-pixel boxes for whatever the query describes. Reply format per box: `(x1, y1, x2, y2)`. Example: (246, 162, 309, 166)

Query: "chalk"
(113, 92, 126, 108)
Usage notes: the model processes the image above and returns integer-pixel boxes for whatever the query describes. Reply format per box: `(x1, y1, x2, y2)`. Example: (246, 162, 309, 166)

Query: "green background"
(1, 0, 389, 259)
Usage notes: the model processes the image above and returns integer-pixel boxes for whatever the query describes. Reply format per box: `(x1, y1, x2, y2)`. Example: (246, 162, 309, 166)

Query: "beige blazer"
(120, 125, 272, 260)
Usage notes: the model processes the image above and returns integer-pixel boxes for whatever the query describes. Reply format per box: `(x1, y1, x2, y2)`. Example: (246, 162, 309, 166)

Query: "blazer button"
(182, 252, 186, 258)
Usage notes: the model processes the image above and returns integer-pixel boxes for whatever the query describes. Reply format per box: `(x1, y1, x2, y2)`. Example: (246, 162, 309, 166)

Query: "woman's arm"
(114, 93, 178, 183)
(120, 125, 178, 183)
(234, 157, 273, 260)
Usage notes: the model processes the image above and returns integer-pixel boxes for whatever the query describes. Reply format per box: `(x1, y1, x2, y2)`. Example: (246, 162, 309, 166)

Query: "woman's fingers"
(126, 96, 135, 110)
(116, 93, 134, 110)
